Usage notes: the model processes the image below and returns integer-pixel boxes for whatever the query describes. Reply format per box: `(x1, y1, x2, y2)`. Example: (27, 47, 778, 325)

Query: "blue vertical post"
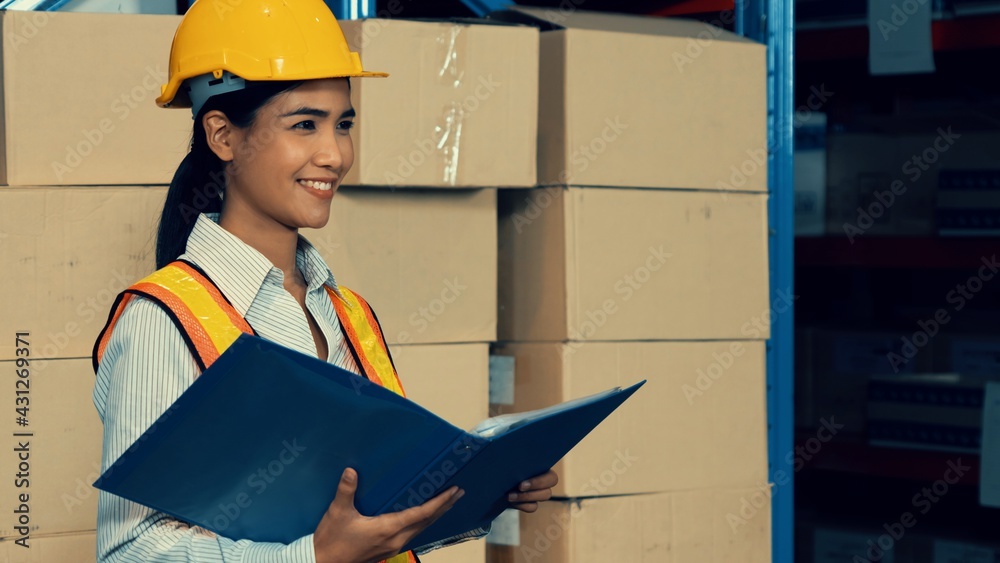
(737, 1, 795, 563)
(325, 0, 375, 19)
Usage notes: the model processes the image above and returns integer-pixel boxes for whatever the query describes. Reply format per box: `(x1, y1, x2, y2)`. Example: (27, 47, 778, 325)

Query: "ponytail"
(155, 79, 308, 269)
(156, 127, 224, 269)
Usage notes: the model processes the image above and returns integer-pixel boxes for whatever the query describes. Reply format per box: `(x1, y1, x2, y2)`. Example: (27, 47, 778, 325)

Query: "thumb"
(334, 467, 359, 510)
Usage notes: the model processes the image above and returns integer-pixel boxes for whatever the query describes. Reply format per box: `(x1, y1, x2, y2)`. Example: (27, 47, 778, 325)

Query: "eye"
(292, 120, 316, 131)
(336, 120, 355, 132)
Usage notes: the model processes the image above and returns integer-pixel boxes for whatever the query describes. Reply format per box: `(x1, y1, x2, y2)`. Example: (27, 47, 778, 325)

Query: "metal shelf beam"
(459, 0, 513, 17)
(326, 0, 375, 19)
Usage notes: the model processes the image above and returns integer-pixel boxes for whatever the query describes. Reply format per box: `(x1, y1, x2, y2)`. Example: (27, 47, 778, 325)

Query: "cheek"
(338, 135, 355, 172)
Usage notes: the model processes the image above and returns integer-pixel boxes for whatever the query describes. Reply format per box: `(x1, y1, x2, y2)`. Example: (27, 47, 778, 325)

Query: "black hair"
(155, 79, 305, 269)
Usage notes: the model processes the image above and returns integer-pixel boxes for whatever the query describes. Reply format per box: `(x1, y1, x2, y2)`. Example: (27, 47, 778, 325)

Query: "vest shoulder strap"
(92, 262, 406, 400)
(327, 285, 406, 398)
(92, 259, 254, 373)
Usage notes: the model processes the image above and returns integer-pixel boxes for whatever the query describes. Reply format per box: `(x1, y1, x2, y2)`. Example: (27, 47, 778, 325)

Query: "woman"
(91, 1, 556, 562)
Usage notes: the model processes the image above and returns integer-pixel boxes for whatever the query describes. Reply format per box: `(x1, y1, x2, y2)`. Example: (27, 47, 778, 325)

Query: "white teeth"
(300, 180, 333, 191)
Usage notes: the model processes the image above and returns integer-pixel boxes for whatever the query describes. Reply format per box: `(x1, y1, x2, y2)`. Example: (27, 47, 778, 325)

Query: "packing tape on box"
(435, 24, 467, 186)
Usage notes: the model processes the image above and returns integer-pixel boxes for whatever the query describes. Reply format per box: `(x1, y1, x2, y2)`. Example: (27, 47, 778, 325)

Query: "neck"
(217, 204, 302, 286)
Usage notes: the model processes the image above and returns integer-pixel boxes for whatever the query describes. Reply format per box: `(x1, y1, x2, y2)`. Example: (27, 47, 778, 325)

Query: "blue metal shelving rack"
(325, 0, 375, 19)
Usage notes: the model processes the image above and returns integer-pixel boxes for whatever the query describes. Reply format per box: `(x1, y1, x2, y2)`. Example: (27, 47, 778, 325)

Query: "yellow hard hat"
(156, 0, 387, 112)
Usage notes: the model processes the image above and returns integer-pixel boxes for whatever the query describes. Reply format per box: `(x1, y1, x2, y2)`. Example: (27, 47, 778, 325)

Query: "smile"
(298, 179, 334, 191)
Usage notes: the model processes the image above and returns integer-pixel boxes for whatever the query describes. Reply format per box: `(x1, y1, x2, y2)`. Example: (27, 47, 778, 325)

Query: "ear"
(202, 110, 237, 162)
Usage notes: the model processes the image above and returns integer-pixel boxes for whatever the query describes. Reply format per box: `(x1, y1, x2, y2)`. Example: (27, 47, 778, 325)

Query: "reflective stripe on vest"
(93, 260, 406, 398)
(327, 284, 405, 396)
(93, 260, 255, 372)
(91, 260, 418, 563)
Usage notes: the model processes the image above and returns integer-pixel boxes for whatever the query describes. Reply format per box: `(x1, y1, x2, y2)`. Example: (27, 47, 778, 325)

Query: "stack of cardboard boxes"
(0, 10, 539, 563)
(2, 6, 774, 562)
(487, 8, 773, 562)
(0, 11, 186, 561)
(303, 18, 540, 563)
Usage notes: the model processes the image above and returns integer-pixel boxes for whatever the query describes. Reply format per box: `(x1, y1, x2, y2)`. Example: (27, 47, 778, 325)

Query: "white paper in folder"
(485, 509, 520, 546)
(980, 382, 1000, 507)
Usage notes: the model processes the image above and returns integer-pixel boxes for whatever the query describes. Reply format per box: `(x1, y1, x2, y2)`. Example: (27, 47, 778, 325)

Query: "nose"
(313, 132, 345, 171)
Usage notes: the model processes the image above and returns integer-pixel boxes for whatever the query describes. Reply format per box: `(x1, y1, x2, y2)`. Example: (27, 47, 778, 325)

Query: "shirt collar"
(295, 231, 346, 299)
(180, 213, 345, 317)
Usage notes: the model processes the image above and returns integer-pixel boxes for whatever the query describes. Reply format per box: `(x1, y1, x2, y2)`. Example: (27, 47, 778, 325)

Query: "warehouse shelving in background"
(793, 0, 1000, 557)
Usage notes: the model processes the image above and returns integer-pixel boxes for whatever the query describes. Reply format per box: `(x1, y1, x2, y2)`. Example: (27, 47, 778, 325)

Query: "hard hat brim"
(155, 70, 389, 109)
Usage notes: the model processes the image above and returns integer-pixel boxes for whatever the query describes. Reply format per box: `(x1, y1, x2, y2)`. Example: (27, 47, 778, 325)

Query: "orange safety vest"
(91, 259, 419, 563)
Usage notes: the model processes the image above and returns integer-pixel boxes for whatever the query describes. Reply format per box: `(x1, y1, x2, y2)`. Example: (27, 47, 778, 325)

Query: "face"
(206, 78, 355, 231)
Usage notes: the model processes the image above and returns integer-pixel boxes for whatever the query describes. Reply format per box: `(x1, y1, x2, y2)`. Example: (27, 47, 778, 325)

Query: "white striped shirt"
(92, 212, 483, 562)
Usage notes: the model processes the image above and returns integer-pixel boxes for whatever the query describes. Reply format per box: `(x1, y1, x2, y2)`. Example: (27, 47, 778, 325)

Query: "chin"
(298, 211, 333, 231)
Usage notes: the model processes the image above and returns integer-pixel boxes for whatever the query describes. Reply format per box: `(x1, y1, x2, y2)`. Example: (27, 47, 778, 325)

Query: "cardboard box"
(868, 373, 991, 453)
(303, 187, 496, 345)
(935, 334, 1000, 377)
(826, 133, 934, 237)
(910, 535, 999, 563)
(0, 186, 494, 361)
(493, 7, 767, 191)
(491, 341, 768, 496)
(488, 488, 771, 563)
(498, 187, 769, 342)
(421, 538, 485, 563)
(795, 328, 936, 433)
(796, 524, 1000, 563)
(0, 187, 165, 361)
(808, 525, 902, 563)
(826, 130, 1000, 238)
(0, 11, 189, 185)
(390, 343, 489, 431)
(795, 113, 827, 236)
(60, 0, 176, 14)
(339, 19, 538, 188)
(1, 358, 102, 540)
(935, 170, 1000, 235)
(0, 531, 97, 562)
(1, 12, 537, 187)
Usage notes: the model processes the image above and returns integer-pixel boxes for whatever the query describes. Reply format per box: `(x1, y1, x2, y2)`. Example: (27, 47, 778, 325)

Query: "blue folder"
(93, 333, 644, 552)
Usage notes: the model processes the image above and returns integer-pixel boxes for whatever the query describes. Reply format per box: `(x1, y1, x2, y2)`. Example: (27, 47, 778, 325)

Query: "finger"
(392, 487, 464, 549)
(512, 502, 539, 513)
(507, 489, 552, 504)
(332, 468, 359, 511)
(517, 470, 559, 492)
(427, 487, 465, 521)
(393, 486, 462, 529)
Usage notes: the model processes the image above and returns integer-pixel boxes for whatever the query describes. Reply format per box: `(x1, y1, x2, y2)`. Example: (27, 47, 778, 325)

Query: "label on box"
(981, 383, 1000, 508)
(489, 355, 515, 405)
(868, 0, 935, 75)
(951, 340, 1000, 378)
(934, 540, 994, 563)
(814, 529, 895, 563)
(834, 335, 914, 375)
(485, 508, 520, 546)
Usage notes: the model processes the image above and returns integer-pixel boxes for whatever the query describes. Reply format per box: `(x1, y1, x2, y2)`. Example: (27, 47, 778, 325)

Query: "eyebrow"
(279, 107, 356, 119)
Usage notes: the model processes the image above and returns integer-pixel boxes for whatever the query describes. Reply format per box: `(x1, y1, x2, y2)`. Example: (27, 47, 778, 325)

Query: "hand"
(313, 468, 464, 563)
(506, 470, 558, 513)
